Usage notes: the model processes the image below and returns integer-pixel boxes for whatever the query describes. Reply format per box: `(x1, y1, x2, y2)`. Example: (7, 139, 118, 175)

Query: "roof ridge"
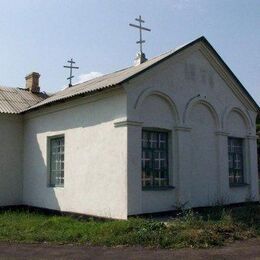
(17, 35, 259, 113)
(70, 49, 176, 89)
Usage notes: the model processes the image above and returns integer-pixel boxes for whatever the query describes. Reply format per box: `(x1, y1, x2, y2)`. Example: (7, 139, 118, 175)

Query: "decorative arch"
(134, 88, 180, 124)
(222, 106, 252, 132)
(183, 97, 221, 129)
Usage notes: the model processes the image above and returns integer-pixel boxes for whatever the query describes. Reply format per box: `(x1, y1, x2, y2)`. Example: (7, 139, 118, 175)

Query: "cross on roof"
(129, 15, 151, 54)
(63, 58, 79, 87)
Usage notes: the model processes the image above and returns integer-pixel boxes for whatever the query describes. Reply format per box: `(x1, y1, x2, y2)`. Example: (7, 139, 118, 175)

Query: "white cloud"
(61, 71, 103, 90)
(75, 72, 103, 84)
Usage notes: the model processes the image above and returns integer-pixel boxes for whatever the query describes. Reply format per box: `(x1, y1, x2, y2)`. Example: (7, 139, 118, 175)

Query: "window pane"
(229, 171, 234, 183)
(142, 150, 152, 169)
(234, 154, 242, 169)
(154, 151, 167, 170)
(158, 133, 167, 149)
(228, 139, 231, 153)
(228, 154, 233, 169)
(142, 131, 149, 148)
(235, 170, 243, 183)
(142, 170, 153, 187)
(154, 170, 168, 187)
(228, 138, 243, 185)
(50, 136, 64, 187)
(149, 132, 158, 149)
(142, 130, 169, 188)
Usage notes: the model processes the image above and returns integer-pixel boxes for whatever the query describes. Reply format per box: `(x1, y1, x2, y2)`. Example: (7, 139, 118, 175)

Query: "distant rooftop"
(0, 86, 48, 114)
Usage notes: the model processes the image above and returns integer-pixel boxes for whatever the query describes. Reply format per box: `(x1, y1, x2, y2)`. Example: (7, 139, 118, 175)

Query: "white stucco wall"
(125, 43, 259, 215)
(126, 94, 178, 214)
(189, 103, 218, 207)
(0, 114, 23, 206)
(1, 41, 258, 220)
(22, 89, 128, 219)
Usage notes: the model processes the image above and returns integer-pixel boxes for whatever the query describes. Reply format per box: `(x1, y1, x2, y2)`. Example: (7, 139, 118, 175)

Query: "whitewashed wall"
(125, 43, 259, 215)
(23, 89, 128, 219)
(0, 114, 23, 206)
(1, 41, 258, 220)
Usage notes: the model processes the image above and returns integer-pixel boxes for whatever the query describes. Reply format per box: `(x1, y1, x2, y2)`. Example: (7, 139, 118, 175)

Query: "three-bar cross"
(63, 58, 79, 87)
(129, 15, 151, 54)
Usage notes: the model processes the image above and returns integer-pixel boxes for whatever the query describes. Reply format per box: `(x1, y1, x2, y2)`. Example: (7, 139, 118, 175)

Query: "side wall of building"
(22, 89, 128, 219)
(125, 44, 259, 215)
(0, 114, 23, 206)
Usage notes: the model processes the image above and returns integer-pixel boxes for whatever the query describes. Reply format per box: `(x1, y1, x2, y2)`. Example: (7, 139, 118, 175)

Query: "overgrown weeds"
(0, 203, 259, 248)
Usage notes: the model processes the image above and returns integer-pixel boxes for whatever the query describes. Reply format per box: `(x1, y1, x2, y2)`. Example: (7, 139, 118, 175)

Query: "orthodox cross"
(63, 58, 79, 87)
(129, 15, 151, 54)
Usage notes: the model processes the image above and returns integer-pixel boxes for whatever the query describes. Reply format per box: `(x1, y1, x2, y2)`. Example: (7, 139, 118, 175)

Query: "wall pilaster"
(175, 126, 192, 208)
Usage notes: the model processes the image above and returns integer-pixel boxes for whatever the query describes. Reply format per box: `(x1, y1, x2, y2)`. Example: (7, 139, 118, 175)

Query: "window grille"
(49, 136, 64, 187)
(228, 137, 244, 185)
(142, 130, 169, 188)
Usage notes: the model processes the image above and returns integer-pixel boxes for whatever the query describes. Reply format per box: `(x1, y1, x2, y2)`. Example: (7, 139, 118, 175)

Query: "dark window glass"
(228, 138, 244, 185)
(50, 136, 64, 187)
(142, 130, 169, 188)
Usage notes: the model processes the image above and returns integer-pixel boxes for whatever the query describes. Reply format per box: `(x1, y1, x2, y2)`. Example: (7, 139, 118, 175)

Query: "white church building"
(0, 37, 259, 219)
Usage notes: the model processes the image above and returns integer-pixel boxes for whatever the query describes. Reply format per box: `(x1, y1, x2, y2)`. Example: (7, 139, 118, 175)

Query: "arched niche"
(223, 107, 251, 136)
(186, 101, 219, 207)
(183, 98, 221, 130)
(135, 90, 179, 128)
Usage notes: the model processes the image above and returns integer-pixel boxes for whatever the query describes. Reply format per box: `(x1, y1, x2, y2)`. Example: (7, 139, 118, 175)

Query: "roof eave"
(21, 84, 122, 114)
(21, 36, 260, 114)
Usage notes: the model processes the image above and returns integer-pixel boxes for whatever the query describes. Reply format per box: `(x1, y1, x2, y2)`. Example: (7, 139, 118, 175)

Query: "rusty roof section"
(0, 86, 47, 114)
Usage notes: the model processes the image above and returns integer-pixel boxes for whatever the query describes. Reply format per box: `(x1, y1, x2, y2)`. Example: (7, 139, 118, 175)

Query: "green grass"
(0, 204, 259, 249)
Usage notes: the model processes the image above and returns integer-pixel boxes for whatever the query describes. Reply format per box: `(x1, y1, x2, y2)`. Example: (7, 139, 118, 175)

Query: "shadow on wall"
(23, 90, 126, 214)
(27, 90, 125, 134)
(23, 133, 61, 212)
(0, 116, 24, 206)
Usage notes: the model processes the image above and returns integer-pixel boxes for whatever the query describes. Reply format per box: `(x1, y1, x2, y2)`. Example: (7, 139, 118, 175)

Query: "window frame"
(47, 135, 65, 188)
(141, 129, 172, 190)
(228, 137, 246, 186)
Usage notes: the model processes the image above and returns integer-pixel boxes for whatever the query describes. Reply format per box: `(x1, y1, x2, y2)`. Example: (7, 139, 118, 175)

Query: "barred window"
(49, 136, 64, 187)
(142, 130, 169, 189)
(228, 138, 244, 185)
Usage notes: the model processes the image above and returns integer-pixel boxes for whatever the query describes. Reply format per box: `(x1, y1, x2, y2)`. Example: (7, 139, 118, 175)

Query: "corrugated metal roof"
(25, 36, 259, 113)
(0, 86, 46, 114)
(25, 49, 175, 112)
(2, 36, 259, 114)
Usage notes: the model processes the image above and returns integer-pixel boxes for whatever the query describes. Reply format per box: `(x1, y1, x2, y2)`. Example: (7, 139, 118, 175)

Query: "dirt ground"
(0, 238, 259, 260)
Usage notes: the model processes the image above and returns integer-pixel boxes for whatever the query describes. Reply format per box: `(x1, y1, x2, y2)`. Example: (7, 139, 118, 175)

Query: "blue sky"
(0, 0, 259, 104)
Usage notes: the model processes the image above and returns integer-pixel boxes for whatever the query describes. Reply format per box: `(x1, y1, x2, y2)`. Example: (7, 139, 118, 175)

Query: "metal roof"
(25, 49, 175, 112)
(0, 86, 46, 114)
(1, 36, 259, 114)
(24, 36, 259, 113)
